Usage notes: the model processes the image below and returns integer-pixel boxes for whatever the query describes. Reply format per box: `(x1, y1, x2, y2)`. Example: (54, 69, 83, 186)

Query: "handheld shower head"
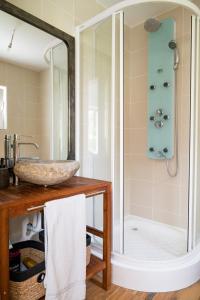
(144, 18, 161, 32)
(168, 40, 179, 70)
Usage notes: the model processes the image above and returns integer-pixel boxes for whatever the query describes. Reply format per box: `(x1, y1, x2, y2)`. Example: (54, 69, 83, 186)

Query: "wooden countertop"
(0, 176, 111, 217)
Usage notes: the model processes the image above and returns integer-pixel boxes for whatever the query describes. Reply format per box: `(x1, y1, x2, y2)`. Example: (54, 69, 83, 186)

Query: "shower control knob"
(149, 116, 155, 121)
(156, 109, 163, 116)
(163, 147, 168, 153)
(163, 114, 169, 120)
(157, 68, 163, 73)
(163, 82, 170, 88)
(150, 84, 156, 90)
(154, 120, 164, 128)
(149, 147, 154, 152)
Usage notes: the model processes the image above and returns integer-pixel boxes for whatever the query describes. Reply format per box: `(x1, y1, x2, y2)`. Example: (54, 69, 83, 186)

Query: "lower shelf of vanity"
(86, 254, 106, 279)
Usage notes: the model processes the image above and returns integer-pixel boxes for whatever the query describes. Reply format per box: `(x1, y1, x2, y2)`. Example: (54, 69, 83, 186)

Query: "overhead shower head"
(144, 18, 161, 32)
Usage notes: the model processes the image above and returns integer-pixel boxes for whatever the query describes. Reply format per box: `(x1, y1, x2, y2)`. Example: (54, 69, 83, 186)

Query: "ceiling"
(0, 10, 62, 71)
(96, 0, 191, 27)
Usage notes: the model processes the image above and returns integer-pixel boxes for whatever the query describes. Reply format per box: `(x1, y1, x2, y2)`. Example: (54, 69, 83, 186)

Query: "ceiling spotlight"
(8, 28, 16, 49)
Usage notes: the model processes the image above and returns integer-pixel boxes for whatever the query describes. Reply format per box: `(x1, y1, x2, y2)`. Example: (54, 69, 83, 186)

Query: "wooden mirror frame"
(0, 0, 75, 159)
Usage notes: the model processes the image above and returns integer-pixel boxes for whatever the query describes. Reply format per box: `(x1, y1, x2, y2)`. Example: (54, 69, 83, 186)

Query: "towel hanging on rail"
(44, 194, 86, 300)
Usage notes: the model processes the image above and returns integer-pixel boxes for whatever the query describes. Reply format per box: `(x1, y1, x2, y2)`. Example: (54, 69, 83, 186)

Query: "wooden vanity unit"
(0, 176, 112, 300)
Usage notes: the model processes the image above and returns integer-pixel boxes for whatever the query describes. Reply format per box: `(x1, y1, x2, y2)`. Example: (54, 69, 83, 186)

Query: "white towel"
(44, 194, 86, 300)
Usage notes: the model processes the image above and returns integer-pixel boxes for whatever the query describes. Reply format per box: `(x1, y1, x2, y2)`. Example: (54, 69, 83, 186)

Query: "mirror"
(0, 3, 75, 161)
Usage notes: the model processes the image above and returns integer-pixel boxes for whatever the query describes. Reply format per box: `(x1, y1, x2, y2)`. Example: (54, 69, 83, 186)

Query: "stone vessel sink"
(14, 160, 80, 186)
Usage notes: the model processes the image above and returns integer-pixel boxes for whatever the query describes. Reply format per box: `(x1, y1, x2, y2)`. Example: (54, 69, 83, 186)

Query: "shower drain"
(132, 227, 138, 231)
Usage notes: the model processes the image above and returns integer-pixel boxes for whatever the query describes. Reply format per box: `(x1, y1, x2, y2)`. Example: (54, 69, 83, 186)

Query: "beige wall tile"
(124, 25, 131, 50)
(0, 61, 45, 159)
(124, 128, 146, 155)
(153, 158, 181, 186)
(8, 0, 43, 19)
(75, 0, 103, 25)
(130, 23, 147, 52)
(124, 180, 130, 215)
(158, 7, 183, 38)
(127, 179, 153, 208)
(124, 6, 191, 229)
(124, 50, 131, 78)
(125, 154, 153, 181)
(130, 102, 147, 129)
(178, 214, 188, 229)
(42, 0, 74, 35)
(130, 48, 147, 77)
(183, 8, 192, 36)
(153, 209, 180, 227)
(179, 185, 188, 216)
(130, 75, 147, 103)
(152, 183, 180, 214)
(49, 0, 74, 15)
(130, 203, 153, 220)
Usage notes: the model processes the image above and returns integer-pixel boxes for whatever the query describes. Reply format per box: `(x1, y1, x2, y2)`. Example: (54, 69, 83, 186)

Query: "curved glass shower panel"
(123, 3, 190, 260)
(78, 13, 124, 253)
(79, 18, 112, 236)
(191, 16, 200, 247)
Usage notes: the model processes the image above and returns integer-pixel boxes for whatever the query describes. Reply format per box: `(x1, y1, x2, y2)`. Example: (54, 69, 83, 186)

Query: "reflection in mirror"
(0, 10, 68, 160)
(0, 85, 7, 129)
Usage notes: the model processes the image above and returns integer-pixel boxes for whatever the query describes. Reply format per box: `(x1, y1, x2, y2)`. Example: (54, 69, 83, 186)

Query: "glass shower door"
(190, 15, 200, 249)
(77, 12, 124, 253)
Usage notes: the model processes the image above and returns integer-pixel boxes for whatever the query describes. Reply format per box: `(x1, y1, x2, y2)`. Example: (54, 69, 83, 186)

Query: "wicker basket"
(10, 241, 45, 300)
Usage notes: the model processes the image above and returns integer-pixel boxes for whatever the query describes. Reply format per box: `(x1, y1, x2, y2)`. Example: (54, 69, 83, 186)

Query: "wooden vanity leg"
(0, 208, 9, 300)
(102, 185, 112, 290)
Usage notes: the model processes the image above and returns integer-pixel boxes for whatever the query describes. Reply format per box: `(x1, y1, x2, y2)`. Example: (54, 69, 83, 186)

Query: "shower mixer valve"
(163, 114, 169, 120)
(163, 81, 170, 88)
(149, 108, 169, 128)
(156, 108, 163, 116)
(154, 120, 164, 128)
(149, 84, 156, 90)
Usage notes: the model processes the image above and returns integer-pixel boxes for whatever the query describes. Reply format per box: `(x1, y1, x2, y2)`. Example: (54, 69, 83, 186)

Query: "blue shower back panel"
(147, 18, 175, 160)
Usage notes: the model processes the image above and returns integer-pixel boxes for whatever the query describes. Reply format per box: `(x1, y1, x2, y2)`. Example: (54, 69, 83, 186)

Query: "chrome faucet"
(13, 134, 39, 185)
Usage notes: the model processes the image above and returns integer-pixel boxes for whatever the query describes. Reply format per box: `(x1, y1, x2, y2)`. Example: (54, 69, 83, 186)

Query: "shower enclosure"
(76, 0, 200, 292)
